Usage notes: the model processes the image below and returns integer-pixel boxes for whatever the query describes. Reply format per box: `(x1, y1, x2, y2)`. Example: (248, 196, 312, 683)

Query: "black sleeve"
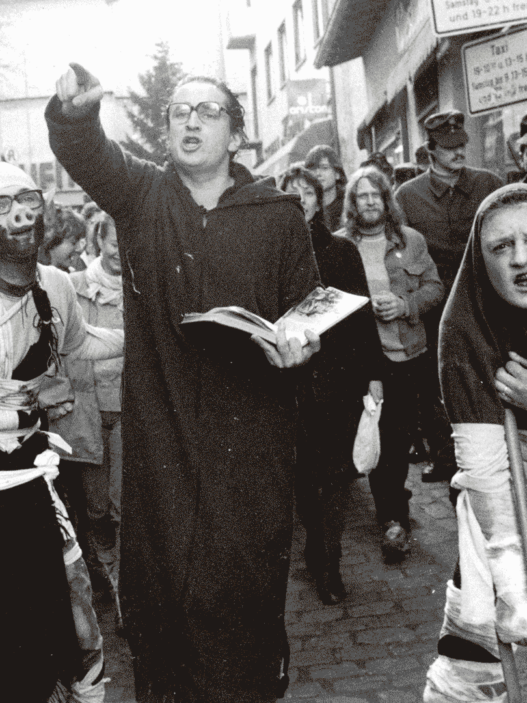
(278, 206, 321, 316)
(45, 95, 159, 226)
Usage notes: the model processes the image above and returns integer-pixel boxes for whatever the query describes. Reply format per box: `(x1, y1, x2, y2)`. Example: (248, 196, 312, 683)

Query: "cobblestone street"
(98, 462, 468, 702)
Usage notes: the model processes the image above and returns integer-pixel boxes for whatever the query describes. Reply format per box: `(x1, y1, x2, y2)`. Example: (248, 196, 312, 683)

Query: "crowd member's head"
(393, 163, 419, 189)
(42, 206, 85, 272)
(344, 165, 405, 247)
(166, 76, 247, 173)
(360, 152, 394, 184)
(81, 201, 103, 258)
(96, 213, 121, 276)
(517, 134, 527, 174)
(0, 163, 45, 266)
(476, 185, 527, 309)
(415, 144, 430, 173)
(304, 145, 347, 199)
(279, 166, 324, 227)
(424, 110, 468, 175)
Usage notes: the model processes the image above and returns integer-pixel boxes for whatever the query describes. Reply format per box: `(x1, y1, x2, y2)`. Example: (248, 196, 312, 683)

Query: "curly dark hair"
(42, 207, 86, 255)
(344, 166, 406, 249)
(279, 165, 325, 228)
(166, 75, 247, 162)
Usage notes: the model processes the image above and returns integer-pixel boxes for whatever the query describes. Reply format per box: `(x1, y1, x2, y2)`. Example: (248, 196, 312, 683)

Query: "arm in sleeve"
(45, 95, 158, 223)
(59, 277, 124, 361)
(401, 232, 445, 325)
(278, 206, 321, 316)
(69, 325, 124, 360)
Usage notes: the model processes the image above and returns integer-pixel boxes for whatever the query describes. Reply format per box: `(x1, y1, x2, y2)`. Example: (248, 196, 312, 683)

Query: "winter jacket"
(50, 267, 124, 464)
(336, 225, 444, 358)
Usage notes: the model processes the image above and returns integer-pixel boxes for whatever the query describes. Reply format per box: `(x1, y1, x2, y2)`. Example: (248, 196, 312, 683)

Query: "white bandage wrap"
(70, 656, 110, 703)
(449, 423, 527, 641)
(424, 656, 506, 702)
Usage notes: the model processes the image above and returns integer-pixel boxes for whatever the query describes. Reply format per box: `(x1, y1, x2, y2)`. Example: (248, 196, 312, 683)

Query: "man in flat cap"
(396, 110, 503, 482)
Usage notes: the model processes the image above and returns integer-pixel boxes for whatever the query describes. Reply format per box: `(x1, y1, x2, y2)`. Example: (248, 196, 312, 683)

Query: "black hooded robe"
(46, 97, 320, 703)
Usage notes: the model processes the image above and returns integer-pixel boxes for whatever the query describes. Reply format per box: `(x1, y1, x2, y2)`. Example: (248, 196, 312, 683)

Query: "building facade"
(315, 0, 527, 181)
(222, 0, 342, 181)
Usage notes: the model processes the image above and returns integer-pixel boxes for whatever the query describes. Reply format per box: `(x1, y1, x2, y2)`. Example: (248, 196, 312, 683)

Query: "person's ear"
(228, 130, 243, 154)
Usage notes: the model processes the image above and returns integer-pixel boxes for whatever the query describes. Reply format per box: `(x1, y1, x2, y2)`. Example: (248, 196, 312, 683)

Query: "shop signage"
(462, 27, 527, 114)
(429, 0, 527, 37)
(283, 79, 330, 143)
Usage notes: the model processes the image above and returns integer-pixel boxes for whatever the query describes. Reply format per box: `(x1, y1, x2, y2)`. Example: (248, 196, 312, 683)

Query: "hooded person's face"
(481, 202, 527, 309)
(0, 184, 45, 263)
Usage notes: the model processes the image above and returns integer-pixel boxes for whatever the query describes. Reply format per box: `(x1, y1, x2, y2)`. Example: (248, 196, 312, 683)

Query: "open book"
(181, 287, 369, 346)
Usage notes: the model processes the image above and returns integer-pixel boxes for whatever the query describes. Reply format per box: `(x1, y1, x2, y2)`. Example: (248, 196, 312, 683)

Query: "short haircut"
(304, 145, 347, 188)
(168, 75, 247, 159)
(81, 201, 102, 222)
(344, 166, 406, 248)
(43, 207, 86, 254)
(279, 165, 325, 228)
(96, 213, 116, 242)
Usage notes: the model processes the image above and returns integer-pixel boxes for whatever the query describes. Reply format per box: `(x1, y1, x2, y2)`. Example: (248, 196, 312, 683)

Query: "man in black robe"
(46, 63, 321, 703)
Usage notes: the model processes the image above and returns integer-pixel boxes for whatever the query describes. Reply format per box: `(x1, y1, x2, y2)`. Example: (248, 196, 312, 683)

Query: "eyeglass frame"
(0, 189, 44, 216)
(166, 101, 232, 125)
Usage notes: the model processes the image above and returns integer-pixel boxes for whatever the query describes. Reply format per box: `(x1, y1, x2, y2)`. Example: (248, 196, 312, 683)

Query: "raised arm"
(46, 63, 158, 221)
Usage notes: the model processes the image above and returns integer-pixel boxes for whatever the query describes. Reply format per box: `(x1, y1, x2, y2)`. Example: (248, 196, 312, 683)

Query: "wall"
(0, 92, 131, 206)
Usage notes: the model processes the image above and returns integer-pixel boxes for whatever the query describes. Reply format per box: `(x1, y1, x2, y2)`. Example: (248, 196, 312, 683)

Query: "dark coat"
(297, 217, 384, 479)
(46, 97, 320, 703)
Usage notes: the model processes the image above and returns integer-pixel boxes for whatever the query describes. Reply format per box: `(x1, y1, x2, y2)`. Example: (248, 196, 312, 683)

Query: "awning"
(254, 118, 336, 178)
(314, 0, 391, 68)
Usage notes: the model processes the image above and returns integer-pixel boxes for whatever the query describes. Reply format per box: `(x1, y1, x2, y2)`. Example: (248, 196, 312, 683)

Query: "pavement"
(96, 460, 523, 702)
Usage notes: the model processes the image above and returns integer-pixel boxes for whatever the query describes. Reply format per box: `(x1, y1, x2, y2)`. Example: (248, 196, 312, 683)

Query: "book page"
(280, 287, 369, 344)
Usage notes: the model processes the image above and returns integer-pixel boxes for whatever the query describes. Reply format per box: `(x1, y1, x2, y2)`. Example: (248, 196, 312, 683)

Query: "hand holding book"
(181, 287, 369, 347)
(251, 320, 321, 369)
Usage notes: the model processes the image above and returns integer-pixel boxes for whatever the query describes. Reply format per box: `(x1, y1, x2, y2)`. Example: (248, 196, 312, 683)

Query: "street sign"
(430, 0, 527, 37)
(463, 27, 527, 114)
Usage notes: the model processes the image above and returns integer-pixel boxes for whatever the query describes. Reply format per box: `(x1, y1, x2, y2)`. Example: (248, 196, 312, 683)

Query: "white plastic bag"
(352, 393, 383, 475)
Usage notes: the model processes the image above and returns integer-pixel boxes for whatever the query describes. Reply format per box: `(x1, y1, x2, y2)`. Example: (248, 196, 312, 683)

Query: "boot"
(314, 549, 347, 606)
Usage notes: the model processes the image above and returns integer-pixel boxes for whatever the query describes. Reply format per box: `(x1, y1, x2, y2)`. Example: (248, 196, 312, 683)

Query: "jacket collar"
(429, 166, 472, 198)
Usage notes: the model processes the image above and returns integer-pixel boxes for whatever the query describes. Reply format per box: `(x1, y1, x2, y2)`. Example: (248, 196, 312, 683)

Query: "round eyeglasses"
(0, 189, 44, 216)
(167, 101, 230, 125)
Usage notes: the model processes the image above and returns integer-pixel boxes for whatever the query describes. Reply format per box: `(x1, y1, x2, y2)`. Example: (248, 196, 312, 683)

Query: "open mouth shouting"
(182, 136, 202, 152)
(514, 272, 527, 290)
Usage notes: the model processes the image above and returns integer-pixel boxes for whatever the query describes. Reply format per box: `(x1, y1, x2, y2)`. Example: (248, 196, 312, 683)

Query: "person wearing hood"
(280, 165, 384, 604)
(50, 211, 124, 603)
(46, 63, 321, 703)
(0, 161, 124, 702)
(424, 183, 527, 701)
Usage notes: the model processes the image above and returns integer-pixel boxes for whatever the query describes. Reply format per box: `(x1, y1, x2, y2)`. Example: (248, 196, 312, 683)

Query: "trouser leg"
(368, 357, 419, 528)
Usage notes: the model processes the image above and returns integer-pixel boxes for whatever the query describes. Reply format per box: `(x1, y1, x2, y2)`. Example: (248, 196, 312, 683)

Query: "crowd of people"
(2, 60, 527, 703)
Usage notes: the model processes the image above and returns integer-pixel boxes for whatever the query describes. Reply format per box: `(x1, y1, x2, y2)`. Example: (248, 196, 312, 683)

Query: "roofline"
(314, 0, 391, 69)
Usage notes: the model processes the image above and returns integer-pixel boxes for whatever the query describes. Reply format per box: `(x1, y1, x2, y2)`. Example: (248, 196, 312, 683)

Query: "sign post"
(462, 27, 527, 115)
(430, 0, 527, 37)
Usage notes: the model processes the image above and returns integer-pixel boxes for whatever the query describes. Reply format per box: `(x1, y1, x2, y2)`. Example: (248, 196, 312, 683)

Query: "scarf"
(85, 256, 123, 309)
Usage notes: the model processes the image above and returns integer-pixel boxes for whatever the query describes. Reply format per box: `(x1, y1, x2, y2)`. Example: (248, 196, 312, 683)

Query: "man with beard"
(0, 162, 124, 702)
(396, 111, 503, 482)
(46, 63, 321, 703)
(338, 166, 443, 559)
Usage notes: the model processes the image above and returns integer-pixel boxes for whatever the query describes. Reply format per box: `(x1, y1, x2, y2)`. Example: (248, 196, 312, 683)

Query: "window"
(293, 0, 306, 67)
(251, 65, 259, 139)
(264, 42, 274, 102)
(278, 23, 288, 86)
(312, 0, 323, 44)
